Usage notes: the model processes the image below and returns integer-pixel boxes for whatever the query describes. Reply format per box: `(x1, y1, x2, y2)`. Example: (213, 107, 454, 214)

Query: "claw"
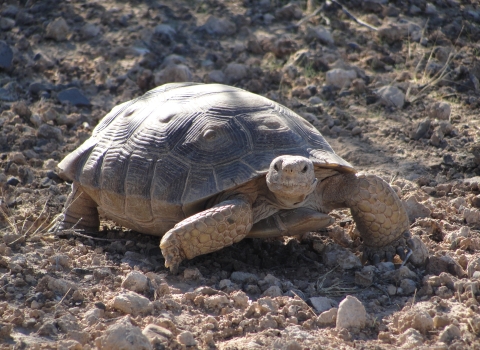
(385, 251, 394, 262)
(371, 253, 381, 265)
(396, 246, 406, 260)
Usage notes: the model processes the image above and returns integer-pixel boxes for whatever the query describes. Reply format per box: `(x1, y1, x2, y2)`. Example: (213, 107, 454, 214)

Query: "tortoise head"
(266, 155, 318, 208)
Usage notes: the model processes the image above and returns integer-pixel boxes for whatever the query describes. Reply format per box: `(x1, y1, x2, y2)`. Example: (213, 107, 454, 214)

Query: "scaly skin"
(160, 197, 253, 274)
(318, 173, 411, 263)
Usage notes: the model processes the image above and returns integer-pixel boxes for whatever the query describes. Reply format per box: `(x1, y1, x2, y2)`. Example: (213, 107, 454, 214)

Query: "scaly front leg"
(160, 197, 253, 273)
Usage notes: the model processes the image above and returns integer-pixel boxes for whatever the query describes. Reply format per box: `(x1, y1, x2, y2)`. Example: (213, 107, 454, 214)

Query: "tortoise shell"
(58, 83, 354, 234)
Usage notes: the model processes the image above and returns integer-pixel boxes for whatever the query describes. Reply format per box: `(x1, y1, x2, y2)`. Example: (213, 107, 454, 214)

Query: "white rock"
(463, 207, 480, 224)
(122, 271, 149, 293)
(224, 63, 248, 83)
(46, 276, 77, 294)
(317, 307, 337, 326)
(377, 85, 405, 108)
(46, 17, 70, 41)
(445, 226, 470, 243)
(142, 324, 172, 341)
(429, 101, 451, 120)
(204, 295, 230, 310)
(183, 267, 202, 280)
(306, 25, 334, 45)
(154, 64, 192, 86)
(309, 297, 337, 313)
(336, 295, 366, 329)
(95, 317, 152, 350)
(113, 292, 152, 316)
(326, 68, 357, 89)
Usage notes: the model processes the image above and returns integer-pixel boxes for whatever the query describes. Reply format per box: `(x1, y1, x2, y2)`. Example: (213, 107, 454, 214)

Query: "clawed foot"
(160, 232, 185, 274)
(362, 231, 413, 265)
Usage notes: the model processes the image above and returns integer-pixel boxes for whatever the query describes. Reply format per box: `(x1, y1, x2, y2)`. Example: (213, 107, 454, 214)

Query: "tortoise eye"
(301, 165, 308, 173)
(274, 163, 279, 171)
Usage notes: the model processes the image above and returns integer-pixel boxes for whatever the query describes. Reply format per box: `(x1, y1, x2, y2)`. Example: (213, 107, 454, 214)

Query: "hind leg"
(54, 182, 100, 232)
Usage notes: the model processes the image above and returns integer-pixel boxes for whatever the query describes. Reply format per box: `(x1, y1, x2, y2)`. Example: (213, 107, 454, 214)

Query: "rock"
(81, 23, 101, 39)
(317, 308, 337, 327)
(154, 64, 192, 86)
(275, 3, 303, 20)
(323, 244, 362, 269)
(57, 340, 82, 350)
(230, 271, 259, 284)
(0, 322, 12, 339)
(2, 233, 24, 245)
(46, 17, 70, 42)
(467, 257, 480, 278)
(142, 324, 172, 340)
(463, 207, 480, 225)
(37, 124, 63, 142)
(355, 266, 375, 287)
(399, 279, 417, 295)
(84, 308, 104, 326)
(309, 297, 337, 313)
(397, 307, 433, 334)
(376, 85, 405, 108)
(12, 101, 31, 119)
(0, 41, 13, 69)
(325, 68, 357, 89)
(402, 195, 431, 222)
(183, 267, 202, 280)
(429, 102, 451, 120)
(336, 296, 366, 329)
(261, 285, 283, 297)
(46, 276, 77, 294)
(224, 63, 248, 84)
(398, 328, 424, 347)
(433, 315, 450, 329)
(438, 324, 461, 344)
(306, 26, 334, 45)
(206, 70, 226, 84)
(57, 88, 91, 107)
(426, 255, 466, 277)
(177, 331, 197, 346)
(407, 236, 429, 266)
(411, 118, 431, 140)
(153, 24, 176, 45)
(203, 16, 236, 36)
(96, 317, 152, 350)
(378, 23, 407, 44)
(48, 254, 71, 268)
(0, 17, 15, 31)
(113, 291, 152, 316)
(122, 271, 149, 293)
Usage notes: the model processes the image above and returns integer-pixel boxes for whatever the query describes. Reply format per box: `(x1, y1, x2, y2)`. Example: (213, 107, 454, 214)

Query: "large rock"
(0, 41, 13, 69)
(95, 317, 152, 350)
(323, 244, 362, 269)
(203, 16, 236, 36)
(224, 63, 248, 84)
(402, 195, 431, 222)
(336, 295, 366, 329)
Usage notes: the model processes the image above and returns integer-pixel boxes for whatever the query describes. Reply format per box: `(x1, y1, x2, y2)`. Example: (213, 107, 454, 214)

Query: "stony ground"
(1, 0, 480, 349)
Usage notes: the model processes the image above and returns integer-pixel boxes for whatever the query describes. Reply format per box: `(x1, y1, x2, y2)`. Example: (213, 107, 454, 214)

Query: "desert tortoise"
(57, 82, 413, 272)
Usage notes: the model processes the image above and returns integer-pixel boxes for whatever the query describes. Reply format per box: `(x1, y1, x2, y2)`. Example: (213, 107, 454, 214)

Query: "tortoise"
(56, 82, 415, 273)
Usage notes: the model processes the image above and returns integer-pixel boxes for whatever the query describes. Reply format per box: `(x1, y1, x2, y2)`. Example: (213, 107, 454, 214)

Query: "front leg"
(318, 173, 425, 265)
(160, 197, 253, 273)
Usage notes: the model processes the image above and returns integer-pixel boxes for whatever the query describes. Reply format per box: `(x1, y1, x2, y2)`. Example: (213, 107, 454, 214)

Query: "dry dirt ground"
(1, 0, 480, 349)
